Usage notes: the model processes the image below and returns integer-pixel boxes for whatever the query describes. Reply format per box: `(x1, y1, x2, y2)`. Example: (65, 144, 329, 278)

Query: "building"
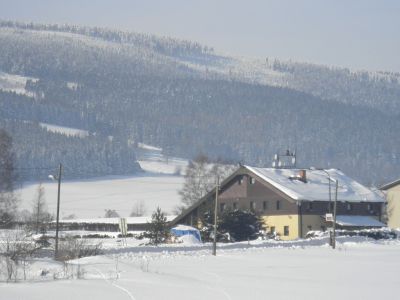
(380, 178, 400, 229)
(50, 216, 176, 232)
(171, 165, 385, 240)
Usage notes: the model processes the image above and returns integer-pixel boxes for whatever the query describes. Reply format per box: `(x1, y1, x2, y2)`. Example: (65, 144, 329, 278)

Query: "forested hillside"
(0, 21, 399, 184)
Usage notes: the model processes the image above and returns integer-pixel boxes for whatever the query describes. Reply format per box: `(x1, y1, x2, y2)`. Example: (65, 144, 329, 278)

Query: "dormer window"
(347, 203, 353, 211)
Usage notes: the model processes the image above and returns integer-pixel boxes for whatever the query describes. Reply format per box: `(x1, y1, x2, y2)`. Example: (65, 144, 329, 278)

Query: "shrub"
(219, 209, 262, 242)
(57, 237, 102, 261)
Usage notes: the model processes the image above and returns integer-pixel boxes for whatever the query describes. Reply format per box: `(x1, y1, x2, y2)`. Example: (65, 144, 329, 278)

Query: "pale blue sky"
(0, 0, 399, 72)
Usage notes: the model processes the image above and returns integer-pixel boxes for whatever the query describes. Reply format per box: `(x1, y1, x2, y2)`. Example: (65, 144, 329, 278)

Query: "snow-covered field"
(17, 173, 183, 219)
(0, 71, 37, 97)
(39, 123, 90, 138)
(1, 237, 400, 300)
(16, 149, 187, 219)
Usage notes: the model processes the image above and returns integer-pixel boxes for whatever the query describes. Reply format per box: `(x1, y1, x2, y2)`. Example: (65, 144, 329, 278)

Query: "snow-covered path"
(2, 240, 400, 300)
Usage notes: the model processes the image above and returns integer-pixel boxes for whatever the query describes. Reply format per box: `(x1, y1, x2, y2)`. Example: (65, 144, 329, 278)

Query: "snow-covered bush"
(57, 237, 102, 261)
(0, 229, 41, 281)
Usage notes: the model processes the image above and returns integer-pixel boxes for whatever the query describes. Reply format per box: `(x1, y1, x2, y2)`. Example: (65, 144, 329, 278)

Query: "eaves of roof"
(380, 178, 400, 191)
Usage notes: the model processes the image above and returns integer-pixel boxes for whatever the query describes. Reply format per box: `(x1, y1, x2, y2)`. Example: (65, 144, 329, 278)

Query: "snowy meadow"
(1, 237, 399, 300)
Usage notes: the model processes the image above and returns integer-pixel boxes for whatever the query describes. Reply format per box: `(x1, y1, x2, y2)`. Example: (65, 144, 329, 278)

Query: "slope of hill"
(16, 146, 186, 219)
(0, 21, 399, 184)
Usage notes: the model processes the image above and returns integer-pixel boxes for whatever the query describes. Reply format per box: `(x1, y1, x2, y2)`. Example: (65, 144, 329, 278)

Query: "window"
(250, 201, 256, 210)
(233, 202, 237, 210)
(284, 226, 289, 236)
(238, 176, 243, 185)
(276, 200, 281, 210)
(263, 201, 268, 211)
(270, 226, 275, 234)
(220, 203, 226, 212)
(249, 177, 256, 185)
(347, 203, 352, 211)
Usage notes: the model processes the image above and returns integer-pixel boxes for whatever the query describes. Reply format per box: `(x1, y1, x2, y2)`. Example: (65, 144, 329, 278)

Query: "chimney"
(299, 170, 307, 183)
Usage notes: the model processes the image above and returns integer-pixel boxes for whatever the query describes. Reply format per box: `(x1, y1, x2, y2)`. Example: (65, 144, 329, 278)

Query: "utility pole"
(54, 163, 62, 260)
(309, 168, 333, 245)
(332, 179, 338, 249)
(35, 188, 41, 234)
(212, 176, 219, 256)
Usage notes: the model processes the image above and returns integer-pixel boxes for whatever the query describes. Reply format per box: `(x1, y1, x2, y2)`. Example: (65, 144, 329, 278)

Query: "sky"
(0, 0, 399, 72)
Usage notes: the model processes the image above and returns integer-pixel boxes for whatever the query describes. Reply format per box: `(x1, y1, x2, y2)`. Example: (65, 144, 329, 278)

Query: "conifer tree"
(0, 129, 18, 225)
(146, 207, 169, 245)
(219, 210, 262, 242)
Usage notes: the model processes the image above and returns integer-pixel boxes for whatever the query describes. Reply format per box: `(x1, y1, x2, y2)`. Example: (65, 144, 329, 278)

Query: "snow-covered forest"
(0, 21, 399, 183)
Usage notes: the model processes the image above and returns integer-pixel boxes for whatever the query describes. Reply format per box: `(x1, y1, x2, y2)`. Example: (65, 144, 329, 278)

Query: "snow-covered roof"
(58, 215, 176, 224)
(335, 215, 386, 227)
(171, 224, 199, 231)
(244, 166, 384, 203)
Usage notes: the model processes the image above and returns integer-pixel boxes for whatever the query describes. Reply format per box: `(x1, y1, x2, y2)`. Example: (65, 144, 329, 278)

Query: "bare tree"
(130, 200, 146, 217)
(31, 183, 52, 233)
(104, 209, 119, 218)
(178, 155, 212, 210)
(178, 154, 238, 212)
(0, 229, 41, 282)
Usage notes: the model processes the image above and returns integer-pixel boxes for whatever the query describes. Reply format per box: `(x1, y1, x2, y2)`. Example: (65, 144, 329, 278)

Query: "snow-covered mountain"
(0, 21, 399, 184)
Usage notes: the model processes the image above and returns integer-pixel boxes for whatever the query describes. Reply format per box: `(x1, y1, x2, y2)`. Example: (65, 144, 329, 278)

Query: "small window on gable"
(347, 203, 352, 211)
(276, 200, 281, 210)
(249, 177, 256, 185)
(263, 201, 268, 211)
(238, 176, 243, 185)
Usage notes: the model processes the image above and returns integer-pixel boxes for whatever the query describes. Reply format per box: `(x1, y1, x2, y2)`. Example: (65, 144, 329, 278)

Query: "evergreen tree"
(146, 207, 169, 245)
(0, 129, 18, 226)
(219, 210, 262, 242)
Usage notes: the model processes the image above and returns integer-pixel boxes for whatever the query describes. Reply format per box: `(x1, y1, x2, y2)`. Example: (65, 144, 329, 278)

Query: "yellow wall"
(262, 215, 299, 240)
(301, 215, 325, 235)
(387, 187, 400, 229)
